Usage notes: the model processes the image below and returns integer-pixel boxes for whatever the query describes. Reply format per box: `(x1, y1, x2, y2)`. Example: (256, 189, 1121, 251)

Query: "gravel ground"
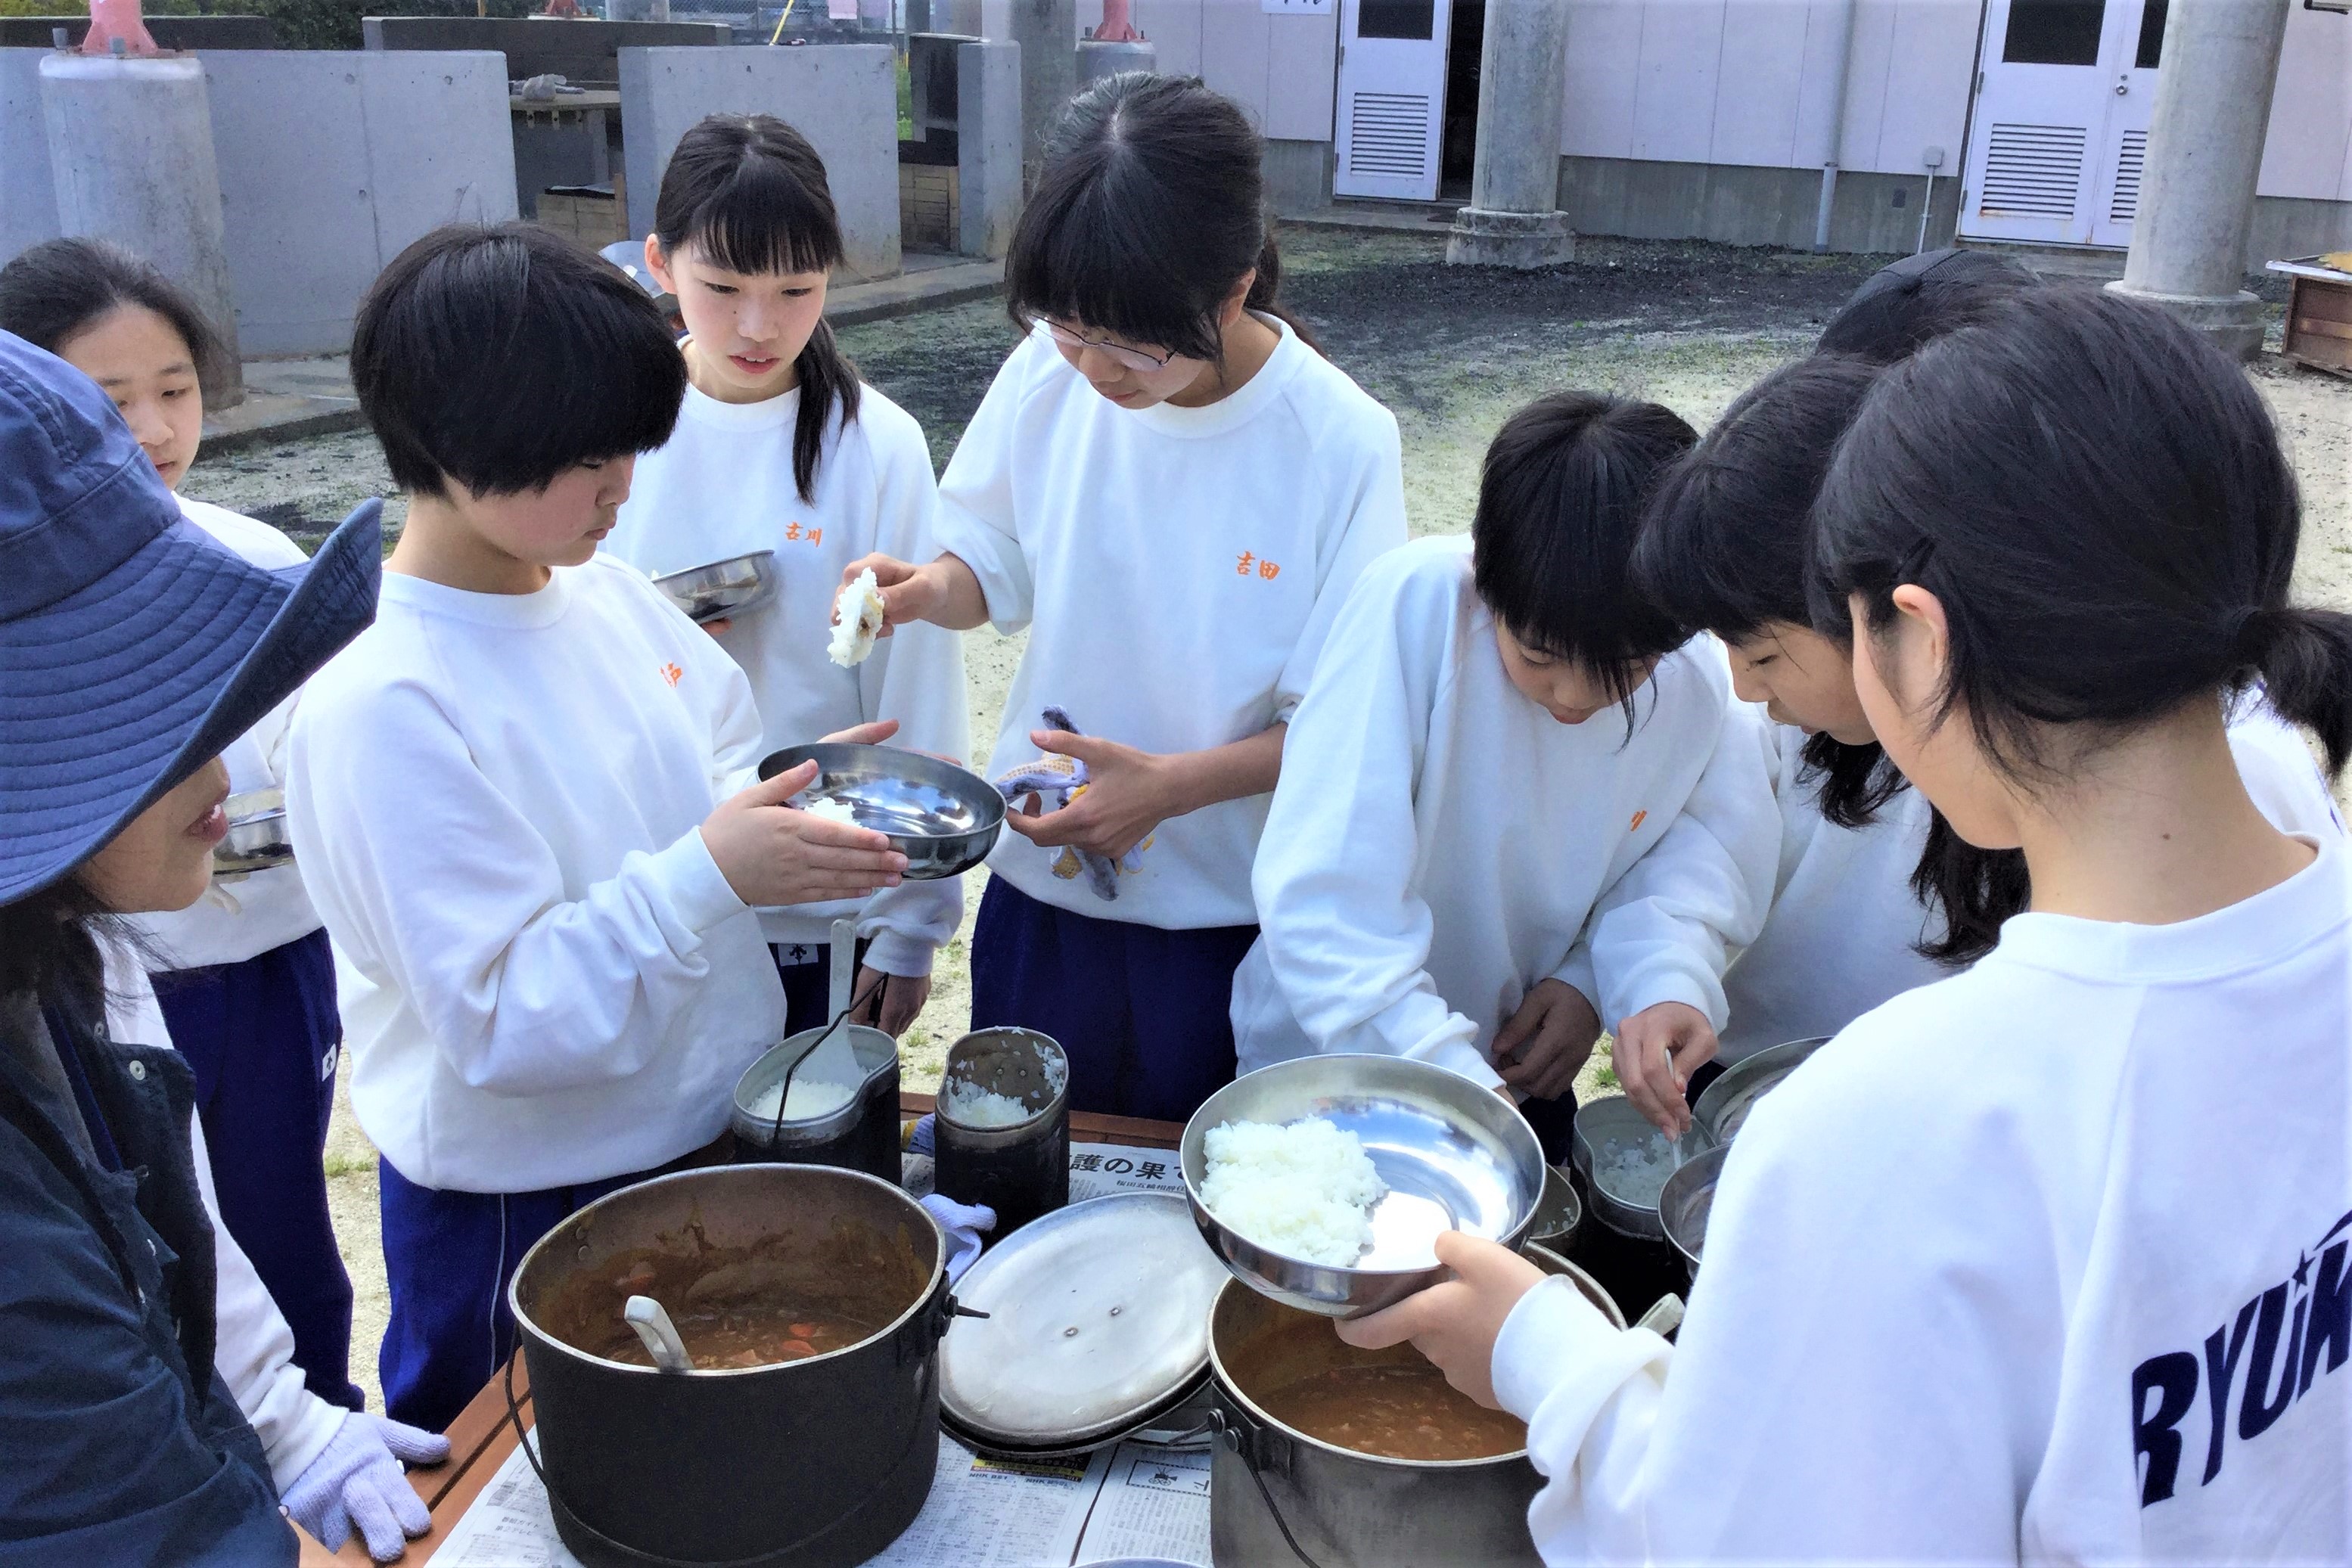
(185, 229, 2352, 1413)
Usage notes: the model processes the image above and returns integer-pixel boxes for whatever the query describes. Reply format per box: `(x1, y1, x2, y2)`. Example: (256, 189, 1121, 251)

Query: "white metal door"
(1332, 0, 1455, 202)
(1960, 0, 2165, 247)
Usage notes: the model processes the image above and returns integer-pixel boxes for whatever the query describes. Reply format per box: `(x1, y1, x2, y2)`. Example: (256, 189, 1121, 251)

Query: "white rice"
(828, 569, 886, 668)
(1201, 1117, 1385, 1268)
(1593, 1132, 1683, 1206)
(940, 1082, 1037, 1127)
(802, 797, 858, 825)
(744, 1076, 856, 1122)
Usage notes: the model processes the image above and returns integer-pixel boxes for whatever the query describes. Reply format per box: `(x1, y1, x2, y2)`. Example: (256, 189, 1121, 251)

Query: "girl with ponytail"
(607, 113, 969, 1039)
(1334, 287, 2352, 1562)
(848, 73, 1407, 1122)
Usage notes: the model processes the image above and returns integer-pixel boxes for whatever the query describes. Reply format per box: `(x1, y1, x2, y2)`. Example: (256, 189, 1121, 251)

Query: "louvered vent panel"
(1979, 122, 2088, 219)
(2108, 130, 2148, 224)
(1347, 92, 1431, 179)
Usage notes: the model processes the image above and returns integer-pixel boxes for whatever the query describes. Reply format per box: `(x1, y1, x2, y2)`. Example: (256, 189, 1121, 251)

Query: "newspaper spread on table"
(427, 1144, 1211, 1568)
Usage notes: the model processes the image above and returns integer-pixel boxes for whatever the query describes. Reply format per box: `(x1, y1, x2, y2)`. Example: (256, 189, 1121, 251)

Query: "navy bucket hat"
(0, 328, 381, 905)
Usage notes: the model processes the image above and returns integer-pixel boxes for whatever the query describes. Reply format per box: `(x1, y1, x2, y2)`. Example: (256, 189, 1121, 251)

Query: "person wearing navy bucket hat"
(0, 326, 390, 1564)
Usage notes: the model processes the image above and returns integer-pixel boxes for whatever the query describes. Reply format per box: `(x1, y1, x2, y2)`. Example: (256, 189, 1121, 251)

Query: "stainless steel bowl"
(1692, 1036, 1830, 1145)
(757, 742, 1004, 880)
(1181, 1056, 1546, 1320)
(1568, 1094, 1720, 1241)
(648, 550, 778, 625)
(213, 789, 293, 874)
(1658, 1142, 1728, 1276)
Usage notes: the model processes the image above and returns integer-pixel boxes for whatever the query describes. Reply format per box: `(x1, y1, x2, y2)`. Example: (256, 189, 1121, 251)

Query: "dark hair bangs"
(1006, 162, 1227, 362)
(673, 151, 844, 278)
(354, 225, 685, 498)
(0, 235, 229, 403)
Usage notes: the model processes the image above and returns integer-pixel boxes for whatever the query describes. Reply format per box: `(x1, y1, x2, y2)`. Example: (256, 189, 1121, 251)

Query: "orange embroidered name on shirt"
(1236, 551, 1281, 580)
(1629, 809, 1648, 832)
(782, 522, 825, 545)
(660, 662, 684, 688)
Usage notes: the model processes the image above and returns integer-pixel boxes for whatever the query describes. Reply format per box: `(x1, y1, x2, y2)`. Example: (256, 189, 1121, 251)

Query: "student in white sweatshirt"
(1229, 393, 1775, 1158)
(0, 238, 364, 1415)
(288, 225, 907, 1433)
(848, 75, 1407, 1122)
(606, 115, 967, 1038)
(1633, 350, 2344, 1096)
(1341, 289, 2352, 1563)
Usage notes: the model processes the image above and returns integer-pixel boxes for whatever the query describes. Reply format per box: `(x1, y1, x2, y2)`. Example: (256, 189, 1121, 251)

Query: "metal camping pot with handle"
(508, 1164, 955, 1568)
(1204, 1253, 1629, 1568)
(933, 1027, 1070, 1235)
(732, 923, 901, 1183)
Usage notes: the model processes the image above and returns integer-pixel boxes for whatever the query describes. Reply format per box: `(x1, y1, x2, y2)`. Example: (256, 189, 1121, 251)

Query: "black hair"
(1815, 247, 2038, 365)
(1005, 72, 1317, 366)
(1635, 355, 1904, 829)
(1472, 391, 1698, 723)
(1815, 287, 2352, 951)
(0, 877, 117, 1013)
(651, 113, 861, 505)
(0, 236, 228, 403)
(351, 223, 686, 498)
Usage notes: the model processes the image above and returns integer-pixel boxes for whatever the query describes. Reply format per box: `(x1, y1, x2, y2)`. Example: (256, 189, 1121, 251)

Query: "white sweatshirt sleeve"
(294, 678, 753, 1097)
(1249, 566, 1500, 1087)
(932, 340, 1040, 633)
(1271, 408, 1411, 722)
(188, 1116, 347, 1489)
(1489, 1026, 2043, 1563)
(856, 411, 970, 977)
(1557, 695, 1778, 1030)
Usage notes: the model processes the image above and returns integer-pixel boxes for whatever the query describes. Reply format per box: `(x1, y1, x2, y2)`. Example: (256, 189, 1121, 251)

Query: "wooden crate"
(538, 188, 626, 252)
(2284, 273, 2352, 380)
(899, 163, 959, 253)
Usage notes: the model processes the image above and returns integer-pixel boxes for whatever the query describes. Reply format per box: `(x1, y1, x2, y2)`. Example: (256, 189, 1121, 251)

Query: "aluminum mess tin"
(1658, 1142, 1729, 1278)
(1182, 1055, 1546, 1320)
(933, 1028, 1070, 1234)
(648, 550, 778, 625)
(731, 1023, 902, 1185)
(213, 788, 293, 874)
(937, 1191, 1229, 1460)
(757, 741, 1004, 880)
(1691, 1036, 1832, 1145)
(1569, 1094, 1720, 1242)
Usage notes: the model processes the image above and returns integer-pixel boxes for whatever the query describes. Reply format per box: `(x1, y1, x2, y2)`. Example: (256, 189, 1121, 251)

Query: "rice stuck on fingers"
(828, 569, 887, 668)
(1202, 1117, 1387, 1267)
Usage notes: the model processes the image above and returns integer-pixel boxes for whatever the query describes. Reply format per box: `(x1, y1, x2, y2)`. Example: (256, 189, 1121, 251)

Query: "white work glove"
(280, 1409, 450, 1562)
(920, 1192, 996, 1283)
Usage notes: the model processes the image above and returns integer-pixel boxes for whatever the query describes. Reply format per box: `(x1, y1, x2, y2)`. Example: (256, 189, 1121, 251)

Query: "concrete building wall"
(619, 44, 901, 282)
(2257, 2, 2352, 205)
(0, 51, 61, 264)
(200, 51, 516, 356)
(1074, 0, 1336, 143)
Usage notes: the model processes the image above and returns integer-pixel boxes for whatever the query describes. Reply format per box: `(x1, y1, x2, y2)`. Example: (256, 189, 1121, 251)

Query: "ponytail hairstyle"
(1814, 286, 2352, 930)
(1634, 355, 1904, 828)
(1473, 391, 1698, 731)
(1005, 73, 1319, 366)
(0, 236, 228, 400)
(652, 113, 860, 504)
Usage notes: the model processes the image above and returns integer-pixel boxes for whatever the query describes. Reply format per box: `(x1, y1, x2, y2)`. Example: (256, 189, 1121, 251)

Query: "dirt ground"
(185, 228, 2352, 1411)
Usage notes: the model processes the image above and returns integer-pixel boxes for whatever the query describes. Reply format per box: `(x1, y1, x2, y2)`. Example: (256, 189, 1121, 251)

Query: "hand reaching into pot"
(1614, 1001, 1717, 1138)
(1334, 1232, 1546, 1410)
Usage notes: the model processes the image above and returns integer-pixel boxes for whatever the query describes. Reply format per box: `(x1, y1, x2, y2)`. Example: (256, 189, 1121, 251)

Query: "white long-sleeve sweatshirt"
(285, 555, 788, 1194)
(605, 379, 968, 974)
(933, 317, 1408, 930)
(129, 497, 325, 970)
(1491, 832, 2352, 1563)
(99, 944, 343, 1490)
(1230, 537, 1778, 1087)
(1719, 695, 2344, 1062)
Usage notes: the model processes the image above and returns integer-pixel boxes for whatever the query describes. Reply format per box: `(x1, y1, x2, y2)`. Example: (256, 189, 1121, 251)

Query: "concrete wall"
(1072, 0, 1336, 143)
(1558, 156, 1961, 254)
(619, 44, 901, 281)
(2256, 2, 2352, 205)
(0, 51, 60, 265)
(1263, 136, 1331, 216)
(201, 51, 516, 356)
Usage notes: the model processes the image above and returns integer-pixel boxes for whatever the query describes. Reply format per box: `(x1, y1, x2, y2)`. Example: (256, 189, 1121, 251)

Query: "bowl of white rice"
(1181, 1056, 1546, 1319)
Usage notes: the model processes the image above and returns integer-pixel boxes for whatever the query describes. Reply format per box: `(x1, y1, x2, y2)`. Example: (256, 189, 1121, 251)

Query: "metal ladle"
(623, 1294, 694, 1374)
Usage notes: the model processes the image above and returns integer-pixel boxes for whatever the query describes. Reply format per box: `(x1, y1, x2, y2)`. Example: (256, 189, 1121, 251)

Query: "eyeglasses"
(1045, 321, 1181, 376)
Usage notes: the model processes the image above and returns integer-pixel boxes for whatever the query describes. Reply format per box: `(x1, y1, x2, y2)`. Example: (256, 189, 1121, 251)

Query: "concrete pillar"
(1008, 0, 1075, 191)
(2104, 0, 2291, 359)
(957, 39, 1022, 259)
(1446, 0, 1571, 269)
(40, 51, 241, 402)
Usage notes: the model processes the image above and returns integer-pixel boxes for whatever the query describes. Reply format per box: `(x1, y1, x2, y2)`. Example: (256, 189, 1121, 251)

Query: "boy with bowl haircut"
(286, 224, 908, 1432)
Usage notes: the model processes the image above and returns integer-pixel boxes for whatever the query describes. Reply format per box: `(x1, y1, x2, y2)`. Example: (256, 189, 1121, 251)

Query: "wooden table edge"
(392, 1098, 1185, 1561)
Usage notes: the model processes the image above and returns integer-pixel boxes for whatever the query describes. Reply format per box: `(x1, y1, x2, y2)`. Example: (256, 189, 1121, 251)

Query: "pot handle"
(1207, 1407, 1332, 1568)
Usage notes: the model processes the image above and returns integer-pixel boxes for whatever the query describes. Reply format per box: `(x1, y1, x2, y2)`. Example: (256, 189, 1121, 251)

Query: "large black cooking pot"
(508, 1165, 952, 1568)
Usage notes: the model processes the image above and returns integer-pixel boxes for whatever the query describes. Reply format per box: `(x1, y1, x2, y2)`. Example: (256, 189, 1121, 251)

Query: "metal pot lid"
(940, 1191, 1226, 1449)
(1692, 1036, 1831, 1145)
